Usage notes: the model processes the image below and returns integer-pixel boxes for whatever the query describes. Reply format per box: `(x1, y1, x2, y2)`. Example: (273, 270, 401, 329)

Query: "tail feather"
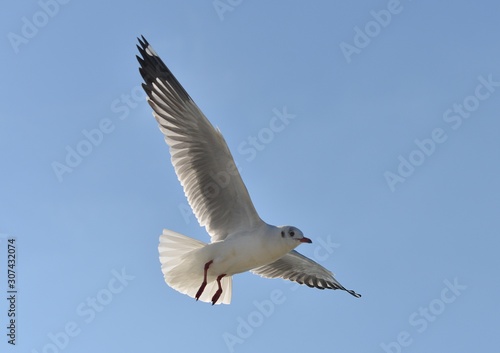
(158, 229, 232, 305)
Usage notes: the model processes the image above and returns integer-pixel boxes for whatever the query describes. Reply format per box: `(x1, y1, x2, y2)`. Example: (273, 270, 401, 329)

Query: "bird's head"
(279, 226, 312, 249)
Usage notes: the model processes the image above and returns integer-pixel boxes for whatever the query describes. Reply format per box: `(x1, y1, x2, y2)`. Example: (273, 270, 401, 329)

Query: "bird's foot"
(195, 260, 213, 301)
(195, 281, 207, 301)
(211, 273, 226, 305)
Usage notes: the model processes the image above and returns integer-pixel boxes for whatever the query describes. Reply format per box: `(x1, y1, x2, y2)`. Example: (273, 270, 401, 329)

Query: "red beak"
(300, 237, 312, 243)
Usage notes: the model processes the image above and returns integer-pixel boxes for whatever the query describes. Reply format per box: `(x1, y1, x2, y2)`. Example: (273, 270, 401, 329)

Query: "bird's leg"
(195, 260, 213, 301)
(211, 273, 226, 305)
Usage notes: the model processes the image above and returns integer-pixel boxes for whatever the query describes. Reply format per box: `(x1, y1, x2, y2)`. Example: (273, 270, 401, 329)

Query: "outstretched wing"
(251, 250, 361, 297)
(137, 36, 262, 241)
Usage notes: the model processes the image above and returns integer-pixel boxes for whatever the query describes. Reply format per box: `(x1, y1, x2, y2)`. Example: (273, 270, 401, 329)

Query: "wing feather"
(251, 250, 361, 297)
(137, 36, 262, 241)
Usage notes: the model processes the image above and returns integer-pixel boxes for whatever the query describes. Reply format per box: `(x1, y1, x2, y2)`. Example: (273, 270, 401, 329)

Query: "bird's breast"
(208, 235, 288, 276)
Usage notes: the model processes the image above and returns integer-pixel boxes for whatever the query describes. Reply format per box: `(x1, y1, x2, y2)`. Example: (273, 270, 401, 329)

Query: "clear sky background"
(1, 1, 499, 352)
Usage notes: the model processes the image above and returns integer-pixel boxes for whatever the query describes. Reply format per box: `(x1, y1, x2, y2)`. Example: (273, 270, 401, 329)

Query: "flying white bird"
(136, 36, 361, 305)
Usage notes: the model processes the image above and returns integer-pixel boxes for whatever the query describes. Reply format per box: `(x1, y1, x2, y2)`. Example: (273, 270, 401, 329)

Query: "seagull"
(136, 36, 361, 305)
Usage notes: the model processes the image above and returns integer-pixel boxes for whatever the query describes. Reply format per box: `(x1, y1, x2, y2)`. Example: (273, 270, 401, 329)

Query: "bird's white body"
(159, 224, 300, 304)
(208, 225, 298, 275)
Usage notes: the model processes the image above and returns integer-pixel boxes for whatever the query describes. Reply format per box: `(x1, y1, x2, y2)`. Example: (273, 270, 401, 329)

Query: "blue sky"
(1, 0, 499, 352)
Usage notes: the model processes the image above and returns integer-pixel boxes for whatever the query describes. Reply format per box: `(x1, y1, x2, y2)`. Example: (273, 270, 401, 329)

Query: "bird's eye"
(289, 231, 295, 237)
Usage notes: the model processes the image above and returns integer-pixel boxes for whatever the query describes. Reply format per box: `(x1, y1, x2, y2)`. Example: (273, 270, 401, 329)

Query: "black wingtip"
(135, 34, 194, 104)
(138, 35, 148, 47)
(347, 289, 362, 298)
